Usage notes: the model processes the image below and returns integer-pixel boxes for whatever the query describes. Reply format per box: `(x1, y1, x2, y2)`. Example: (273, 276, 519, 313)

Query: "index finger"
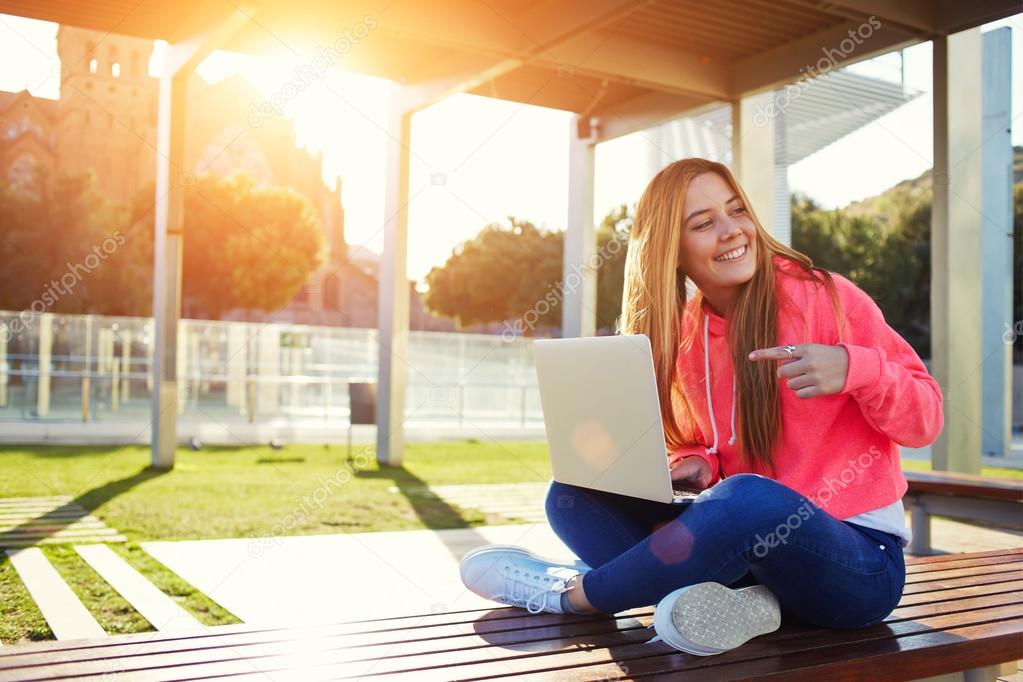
(748, 346, 802, 362)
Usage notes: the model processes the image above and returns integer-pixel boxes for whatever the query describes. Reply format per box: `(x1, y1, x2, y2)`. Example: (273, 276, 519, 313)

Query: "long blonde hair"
(619, 158, 841, 473)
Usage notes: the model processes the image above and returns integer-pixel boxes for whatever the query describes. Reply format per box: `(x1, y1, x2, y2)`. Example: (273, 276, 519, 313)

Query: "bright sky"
(1, 13, 1020, 281)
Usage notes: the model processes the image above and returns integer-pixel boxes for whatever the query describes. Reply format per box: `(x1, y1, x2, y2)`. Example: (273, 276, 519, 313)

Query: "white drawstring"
(702, 313, 736, 455)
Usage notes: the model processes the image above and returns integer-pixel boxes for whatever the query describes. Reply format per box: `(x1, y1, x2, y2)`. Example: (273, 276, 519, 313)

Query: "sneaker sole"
(653, 583, 780, 655)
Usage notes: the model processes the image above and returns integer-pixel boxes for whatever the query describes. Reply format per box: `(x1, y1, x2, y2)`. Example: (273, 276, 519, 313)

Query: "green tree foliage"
(423, 217, 563, 331)
(0, 170, 148, 316)
(792, 189, 932, 356)
(0, 172, 324, 320)
(595, 204, 631, 332)
(423, 209, 631, 334)
(184, 174, 325, 317)
(795, 154, 1022, 360)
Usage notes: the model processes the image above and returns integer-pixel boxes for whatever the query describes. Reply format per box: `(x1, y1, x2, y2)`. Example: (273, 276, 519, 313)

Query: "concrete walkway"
(143, 513, 1022, 628)
(143, 523, 577, 626)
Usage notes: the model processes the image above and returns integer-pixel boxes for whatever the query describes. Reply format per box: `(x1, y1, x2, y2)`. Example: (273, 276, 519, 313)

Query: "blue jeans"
(544, 473, 906, 629)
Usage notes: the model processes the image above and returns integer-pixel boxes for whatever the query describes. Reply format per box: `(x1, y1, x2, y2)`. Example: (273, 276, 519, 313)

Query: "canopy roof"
(0, 0, 1015, 131)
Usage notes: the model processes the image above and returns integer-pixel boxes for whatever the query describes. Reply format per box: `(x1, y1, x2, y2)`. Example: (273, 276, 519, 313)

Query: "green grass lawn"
(2, 440, 554, 541)
(0, 440, 1018, 645)
(0, 439, 553, 644)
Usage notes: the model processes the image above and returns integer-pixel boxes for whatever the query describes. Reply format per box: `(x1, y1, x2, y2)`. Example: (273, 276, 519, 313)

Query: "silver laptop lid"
(533, 334, 676, 503)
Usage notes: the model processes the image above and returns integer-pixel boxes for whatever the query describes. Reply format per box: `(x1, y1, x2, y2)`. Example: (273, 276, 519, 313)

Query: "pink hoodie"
(668, 255, 943, 519)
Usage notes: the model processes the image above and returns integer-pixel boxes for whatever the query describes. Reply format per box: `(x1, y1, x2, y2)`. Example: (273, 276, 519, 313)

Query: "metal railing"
(0, 311, 546, 429)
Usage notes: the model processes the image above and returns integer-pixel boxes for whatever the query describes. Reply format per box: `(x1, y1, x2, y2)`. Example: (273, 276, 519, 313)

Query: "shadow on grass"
(2, 467, 166, 546)
(6, 445, 147, 459)
(355, 464, 494, 561)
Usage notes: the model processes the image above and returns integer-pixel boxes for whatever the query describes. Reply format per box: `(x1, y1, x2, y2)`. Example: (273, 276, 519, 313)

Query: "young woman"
(460, 158, 943, 655)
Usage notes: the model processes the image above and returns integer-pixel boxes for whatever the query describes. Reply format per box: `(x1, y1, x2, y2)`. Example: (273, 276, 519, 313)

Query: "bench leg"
(908, 503, 932, 555)
(911, 664, 1001, 682)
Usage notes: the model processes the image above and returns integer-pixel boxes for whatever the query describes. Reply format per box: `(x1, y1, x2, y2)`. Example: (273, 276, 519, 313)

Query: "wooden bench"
(904, 470, 1023, 556)
(0, 547, 1020, 681)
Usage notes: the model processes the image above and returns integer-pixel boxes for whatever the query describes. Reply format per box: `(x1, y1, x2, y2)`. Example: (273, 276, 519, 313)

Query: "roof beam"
(387, 0, 647, 113)
(786, 0, 936, 35)
(590, 91, 716, 143)
(165, 3, 258, 75)
(536, 31, 730, 100)
(936, 0, 1021, 34)
(401, 0, 647, 110)
(728, 20, 919, 98)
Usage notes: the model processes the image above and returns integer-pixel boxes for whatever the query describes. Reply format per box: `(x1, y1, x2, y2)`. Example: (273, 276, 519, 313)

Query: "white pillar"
(376, 86, 413, 467)
(120, 330, 132, 405)
(177, 320, 190, 415)
(257, 324, 281, 415)
(151, 64, 187, 469)
(931, 29, 984, 473)
(981, 27, 1013, 458)
(0, 326, 7, 407)
(36, 313, 52, 417)
(225, 323, 247, 413)
(562, 115, 597, 338)
(772, 101, 791, 247)
(731, 91, 777, 238)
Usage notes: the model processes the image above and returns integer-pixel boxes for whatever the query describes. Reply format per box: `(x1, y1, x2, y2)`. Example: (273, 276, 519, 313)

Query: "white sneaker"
(459, 545, 586, 614)
(651, 583, 781, 655)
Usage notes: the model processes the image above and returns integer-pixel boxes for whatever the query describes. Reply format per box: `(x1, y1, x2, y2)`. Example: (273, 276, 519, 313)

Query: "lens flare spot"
(570, 419, 618, 470)
(649, 519, 695, 565)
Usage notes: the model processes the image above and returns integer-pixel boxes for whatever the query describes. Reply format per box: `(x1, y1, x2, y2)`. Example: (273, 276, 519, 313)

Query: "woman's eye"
(731, 206, 746, 215)
(695, 221, 712, 230)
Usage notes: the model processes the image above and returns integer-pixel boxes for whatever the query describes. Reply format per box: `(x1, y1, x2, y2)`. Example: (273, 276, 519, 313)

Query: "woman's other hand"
(670, 455, 712, 490)
(748, 344, 849, 399)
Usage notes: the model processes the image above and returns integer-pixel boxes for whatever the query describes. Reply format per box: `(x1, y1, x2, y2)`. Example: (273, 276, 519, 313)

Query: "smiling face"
(677, 172, 759, 314)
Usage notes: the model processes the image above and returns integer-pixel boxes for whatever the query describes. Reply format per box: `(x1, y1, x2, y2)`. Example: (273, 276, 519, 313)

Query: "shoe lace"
(494, 566, 570, 614)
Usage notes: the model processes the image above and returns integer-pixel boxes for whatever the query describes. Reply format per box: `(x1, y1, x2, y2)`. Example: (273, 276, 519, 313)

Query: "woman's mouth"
(714, 244, 747, 263)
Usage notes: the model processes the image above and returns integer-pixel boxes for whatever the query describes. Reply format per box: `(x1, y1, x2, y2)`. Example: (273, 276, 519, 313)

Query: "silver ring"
(782, 344, 797, 360)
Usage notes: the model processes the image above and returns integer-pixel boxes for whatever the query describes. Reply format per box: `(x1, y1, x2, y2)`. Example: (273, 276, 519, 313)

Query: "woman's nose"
(720, 218, 742, 240)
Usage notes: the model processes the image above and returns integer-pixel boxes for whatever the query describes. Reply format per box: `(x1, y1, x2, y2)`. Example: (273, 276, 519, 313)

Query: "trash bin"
(347, 382, 376, 460)
(348, 382, 376, 425)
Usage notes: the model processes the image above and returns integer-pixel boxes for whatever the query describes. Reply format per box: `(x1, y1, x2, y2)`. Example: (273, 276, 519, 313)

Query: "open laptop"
(533, 334, 699, 505)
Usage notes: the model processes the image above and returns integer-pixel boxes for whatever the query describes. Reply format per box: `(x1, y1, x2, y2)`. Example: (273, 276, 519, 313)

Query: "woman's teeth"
(714, 245, 747, 262)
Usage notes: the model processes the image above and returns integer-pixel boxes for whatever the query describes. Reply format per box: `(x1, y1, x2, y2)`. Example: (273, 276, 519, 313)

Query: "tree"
(792, 180, 933, 357)
(0, 169, 146, 316)
(423, 217, 562, 331)
(423, 207, 632, 334)
(0, 171, 325, 320)
(595, 203, 631, 333)
(129, 173, 326, 318)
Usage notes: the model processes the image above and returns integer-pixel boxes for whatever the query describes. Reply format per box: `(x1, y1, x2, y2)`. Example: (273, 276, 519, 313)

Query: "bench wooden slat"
(1, 550, 1019, 681)
(906, 561, 1023, 584)
(902, 568, 1023, 595)
(522, 619, 1023, 682)
(905, 550, 1023, 574)
(904, 471, 1023, 501)
(456, 604, 1023, 682)
(2, 584, 1019, 681)
(2, 571, 1017, 669)
(906, 547, 1023, 565)
(898, 578, 1023, 607)
(0, 547, 1005, 657)
(274, 603, 1023, 681)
